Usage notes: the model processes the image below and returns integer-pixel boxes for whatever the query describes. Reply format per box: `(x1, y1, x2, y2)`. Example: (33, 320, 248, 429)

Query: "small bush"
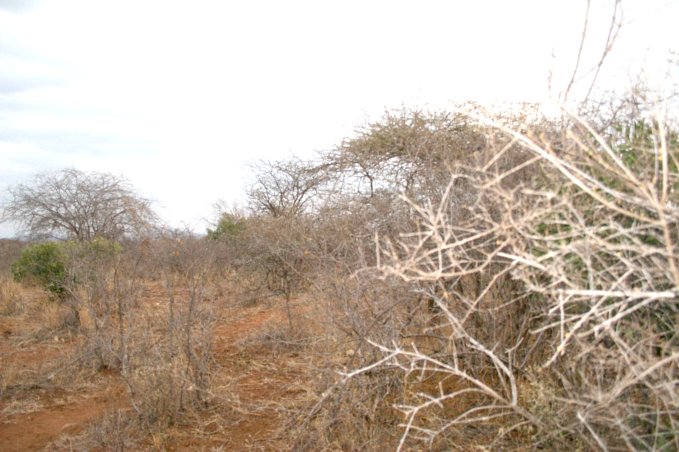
(11, 242, 67, 298)
(207, 212, 246, 241)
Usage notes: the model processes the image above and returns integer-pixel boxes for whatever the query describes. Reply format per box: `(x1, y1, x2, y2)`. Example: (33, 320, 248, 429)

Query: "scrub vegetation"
(1, 88, 677, 450)
(2, 2, 678, 441)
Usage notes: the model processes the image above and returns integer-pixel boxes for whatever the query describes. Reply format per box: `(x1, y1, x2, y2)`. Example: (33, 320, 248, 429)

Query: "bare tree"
(2, 168, 157, 242)
(246, 158, 325, 218)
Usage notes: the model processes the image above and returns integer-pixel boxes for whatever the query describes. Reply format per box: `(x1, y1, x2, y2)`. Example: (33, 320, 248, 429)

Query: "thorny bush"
(291, 106, 679, 451)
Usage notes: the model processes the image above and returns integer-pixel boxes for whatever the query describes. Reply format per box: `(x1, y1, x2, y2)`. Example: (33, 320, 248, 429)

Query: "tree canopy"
(2, 168, 157, 242)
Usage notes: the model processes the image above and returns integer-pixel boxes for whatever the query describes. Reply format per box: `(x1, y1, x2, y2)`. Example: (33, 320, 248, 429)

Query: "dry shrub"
(51, 231, 220, 434)
(119, 231, 219, 429)
(216, 213, 318, 329)
(287, 277, 418, 450)
(126, 354, 205, 428)
(89, 409, 141, 451)
(499, 113, 679, 450)
(292, 104, 678, 451)
(353, 111, 678, 449)
(55, 409, 141, 452)
(0, 277, 77, 344)
(294, 373, 404, 451)
(0, 274, 91, 412)
(65, 239, 144, 372)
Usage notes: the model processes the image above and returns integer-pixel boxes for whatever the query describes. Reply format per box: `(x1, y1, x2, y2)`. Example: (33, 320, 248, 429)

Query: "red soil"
(0, 382, 126, 452)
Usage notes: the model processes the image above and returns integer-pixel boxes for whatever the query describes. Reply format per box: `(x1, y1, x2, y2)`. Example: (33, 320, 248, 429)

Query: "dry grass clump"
(86, 409, 141, 451)
(0, 275, 26, 316)
(49, 408, 142, 452)
(0, 274, 52, 320)
(0, 274, 82, 357)
(0, 272, 91, 419)
(292, 370, 404, 450)
(0, 239, 24, 274)
(125, 355, 210, 428)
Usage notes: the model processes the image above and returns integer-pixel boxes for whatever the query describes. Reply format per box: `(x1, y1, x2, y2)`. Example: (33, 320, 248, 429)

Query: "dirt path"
(183, 303, 307, 450)
(0, 317, 127, 452)
(0, 350, 124, 451)
(0, 383, 125, 452)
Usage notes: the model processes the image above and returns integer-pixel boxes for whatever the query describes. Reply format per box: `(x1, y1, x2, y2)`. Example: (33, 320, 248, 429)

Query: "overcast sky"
(1, 0, 677, 237)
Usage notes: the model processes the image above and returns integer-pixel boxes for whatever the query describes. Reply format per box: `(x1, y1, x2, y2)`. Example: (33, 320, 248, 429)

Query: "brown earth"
(0, 382, 126, 452)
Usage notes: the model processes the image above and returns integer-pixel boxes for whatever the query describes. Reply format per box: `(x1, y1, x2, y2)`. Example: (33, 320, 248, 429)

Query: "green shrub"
(207, 213, 246, 241)
(11, 242, 67, 298)
(64, 237, 122, 263)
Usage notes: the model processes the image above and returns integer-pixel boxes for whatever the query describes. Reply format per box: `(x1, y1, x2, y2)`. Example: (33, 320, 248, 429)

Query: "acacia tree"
(239, 158, 326, 330)
(324, 109, 489, 200)
(2, 168, 157, 242)
(246, 157, 326, 217)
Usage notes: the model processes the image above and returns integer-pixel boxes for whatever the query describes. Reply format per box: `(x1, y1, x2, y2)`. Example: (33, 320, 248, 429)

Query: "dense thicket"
(211, 101, 679, 450)
(4, 98, 677, 450)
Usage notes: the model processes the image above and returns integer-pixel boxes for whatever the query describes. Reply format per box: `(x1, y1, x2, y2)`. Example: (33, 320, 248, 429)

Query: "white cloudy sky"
(0, 0, 677, 237)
